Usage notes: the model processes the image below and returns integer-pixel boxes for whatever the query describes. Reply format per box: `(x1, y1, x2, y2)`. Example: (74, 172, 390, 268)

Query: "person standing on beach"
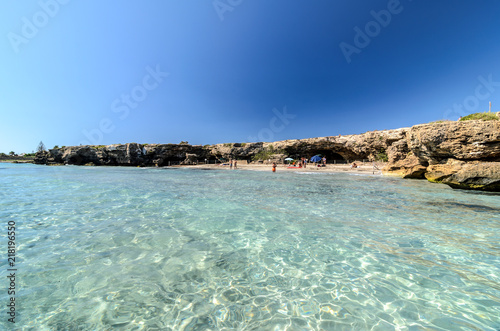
(234, 160, 237, 169)
(230, 160, 233, 169)
(272, 162, 276, 172)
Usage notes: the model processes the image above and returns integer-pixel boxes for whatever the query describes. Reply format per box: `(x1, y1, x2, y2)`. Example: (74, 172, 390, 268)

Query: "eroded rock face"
(34, 120, 500, 191)
(383, 155, 427, 179)
(425, 159, 466, 182)
(441, 162, 500, 191)
(407, 121, 500, 162)
(383, 120, 500, 190)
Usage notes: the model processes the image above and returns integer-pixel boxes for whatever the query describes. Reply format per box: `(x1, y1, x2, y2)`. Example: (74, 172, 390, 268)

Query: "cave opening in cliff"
(311, 150, 346, 163)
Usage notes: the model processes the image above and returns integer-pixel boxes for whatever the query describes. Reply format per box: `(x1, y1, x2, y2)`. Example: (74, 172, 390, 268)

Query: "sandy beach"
(176, 162, 383, 175)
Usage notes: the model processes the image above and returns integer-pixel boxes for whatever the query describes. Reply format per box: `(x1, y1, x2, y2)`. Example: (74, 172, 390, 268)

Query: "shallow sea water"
(1, 163, 500, 330)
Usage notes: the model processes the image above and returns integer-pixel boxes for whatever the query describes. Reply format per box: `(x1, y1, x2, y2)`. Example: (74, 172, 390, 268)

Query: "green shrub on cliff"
(377, 149, 388, 162)
(252, 145, 285, 161)
(460, 112, 498, 121)
(429, 120, 451, 124)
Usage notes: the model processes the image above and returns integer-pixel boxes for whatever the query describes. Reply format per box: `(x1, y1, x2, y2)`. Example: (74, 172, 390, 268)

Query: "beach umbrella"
(310, 155, 322, 163)
(284, 157, 294, 164)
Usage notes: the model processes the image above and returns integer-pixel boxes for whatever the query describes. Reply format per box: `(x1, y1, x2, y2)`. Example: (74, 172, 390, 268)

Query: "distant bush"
(240, 143, 247, 147)
(252, 149, 273, 161)
(179, 141, 189, 145)
(223, 143, 233, 147)
(429, 120, 452, 124)
(53, 145, 59, 149)
(460, 112, 498, 121)
(252, 145, 284, 161)
(377, 149, 388, 162)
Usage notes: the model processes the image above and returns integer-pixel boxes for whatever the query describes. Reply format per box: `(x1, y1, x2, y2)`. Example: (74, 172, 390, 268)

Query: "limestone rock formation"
(34, 119, 500, 191)
(383, 154, 427, 179)
(383, 120, 500, 191)
(425, 159, 500, 191)
(440, 162, 500, 191)
(407, 121, 500, 163)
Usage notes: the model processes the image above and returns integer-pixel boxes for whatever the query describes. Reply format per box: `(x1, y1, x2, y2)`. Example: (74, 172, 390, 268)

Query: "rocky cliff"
(34, 119, 500, 191)
(383, 120, 500, 191)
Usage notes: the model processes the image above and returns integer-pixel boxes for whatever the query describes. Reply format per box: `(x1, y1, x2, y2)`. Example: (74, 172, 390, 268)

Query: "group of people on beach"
(219, 159, 238, 168)
(290, 157, 327, 168)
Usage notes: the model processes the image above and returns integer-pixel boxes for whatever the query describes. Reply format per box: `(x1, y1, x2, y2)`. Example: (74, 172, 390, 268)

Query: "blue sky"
(1, 0, 500, 153)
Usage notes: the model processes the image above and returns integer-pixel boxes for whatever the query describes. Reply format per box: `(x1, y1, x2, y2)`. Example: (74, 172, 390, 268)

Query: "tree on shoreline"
(37, 141, 46, 153)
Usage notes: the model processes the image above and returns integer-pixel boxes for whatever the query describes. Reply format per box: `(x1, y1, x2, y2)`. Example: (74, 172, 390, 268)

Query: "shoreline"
(0, 160, 34, 164)
(6, 160, 383, 175)
(30, 119, 500, 191)
(4, 161, 382, 175)
(173, 163, 382, 175)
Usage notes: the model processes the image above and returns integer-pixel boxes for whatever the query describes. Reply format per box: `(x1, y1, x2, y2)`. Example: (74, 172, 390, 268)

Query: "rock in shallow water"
(441, 162, 500, 191)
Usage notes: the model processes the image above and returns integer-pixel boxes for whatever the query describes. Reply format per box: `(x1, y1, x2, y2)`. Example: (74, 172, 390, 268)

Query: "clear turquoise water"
(1, 163, 500, 330)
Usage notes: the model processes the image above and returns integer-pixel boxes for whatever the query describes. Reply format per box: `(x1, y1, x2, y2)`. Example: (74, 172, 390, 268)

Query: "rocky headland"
(34, 119, 500, 191)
